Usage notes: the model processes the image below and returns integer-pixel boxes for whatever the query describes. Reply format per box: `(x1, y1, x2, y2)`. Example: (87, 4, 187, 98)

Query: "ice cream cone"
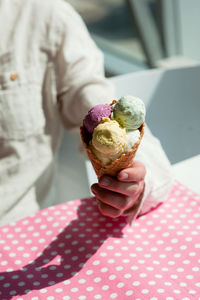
(80, 122, 145, 179)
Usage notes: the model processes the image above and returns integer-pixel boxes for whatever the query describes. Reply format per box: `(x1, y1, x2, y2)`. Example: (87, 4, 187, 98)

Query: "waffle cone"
(80, 123, 145, 179)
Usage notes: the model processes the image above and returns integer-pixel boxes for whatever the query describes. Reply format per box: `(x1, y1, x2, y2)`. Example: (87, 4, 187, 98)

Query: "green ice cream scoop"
(113, 95, 145, 130)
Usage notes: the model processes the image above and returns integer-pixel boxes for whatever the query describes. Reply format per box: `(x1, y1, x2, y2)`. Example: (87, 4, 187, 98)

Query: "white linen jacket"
(0, 0, 173, 225)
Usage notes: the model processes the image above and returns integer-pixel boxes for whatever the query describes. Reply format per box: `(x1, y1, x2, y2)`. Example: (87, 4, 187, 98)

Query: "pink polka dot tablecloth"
(0, 181, 200, 300)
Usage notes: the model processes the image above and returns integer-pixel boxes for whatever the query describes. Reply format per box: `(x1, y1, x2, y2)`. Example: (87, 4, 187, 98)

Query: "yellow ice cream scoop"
(91, 118, 126, 155)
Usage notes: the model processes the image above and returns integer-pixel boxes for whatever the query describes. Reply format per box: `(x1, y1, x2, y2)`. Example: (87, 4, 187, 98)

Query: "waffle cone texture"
(80, 122, 145, 179)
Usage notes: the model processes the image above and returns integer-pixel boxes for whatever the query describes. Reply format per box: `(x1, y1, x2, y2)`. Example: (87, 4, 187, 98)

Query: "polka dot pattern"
(0, 181, 200, 299)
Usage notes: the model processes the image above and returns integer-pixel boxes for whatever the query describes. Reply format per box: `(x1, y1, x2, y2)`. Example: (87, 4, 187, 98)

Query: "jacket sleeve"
(129, 125, 174, 221)
(52, 1, 114, 132)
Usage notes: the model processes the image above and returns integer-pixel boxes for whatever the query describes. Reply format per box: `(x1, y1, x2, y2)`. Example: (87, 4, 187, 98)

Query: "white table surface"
(172, 154, 200, 194)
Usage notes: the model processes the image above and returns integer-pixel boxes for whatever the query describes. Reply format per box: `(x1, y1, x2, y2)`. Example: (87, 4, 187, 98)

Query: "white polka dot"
(49, 266, 57, 270)
(124, 273, 132, 278)
(9, 290, 17, 296)
(6, 268, 13, 272)
(177, 268, 184, 272)
(33, 233, 39, 237)
(109, 275, 116, 280)
(140, 273, 147, 278)
(180, 245, 187, 250)
(31, 246, 38, 251)
(142, 289, 149, 294)
(168, 261, 175, 265)
(173, 289, 181, 294)
(46, 231, 53, 235)
(186, 275, 194, 279)
(7, 234, 14, 238)
(164, 282, 172, 286)
(132, 281, 140, 286)
(71, 287, 78, 292)
(108, 259, 115, 264)
(147, 266, 154, 271)
(157, 289, 165, 293)
(4, 283, 10, 287)
(93, 260, 100, 265)
(78, 247, 85, 252)
(180, 282, 187, 287)
(86, 240, 92, 244)
(177, 231, 184, 235)
(72, 256, 78, 261)
(110, 293, 118, 299)
(117, 282, 124, 288)
(102, 285, 109, 290)
(126, 290, 133, 296)
(122, 259, 130, 263)
(116, 266, 123, 271)
(94, 295, 102, 299)
(78, 279, 86, 284)
(23, 253, 30, 258)
(115, 252, 122, 257)
(40, 224, 47, 229)
(148, 281, 156, 285)
(101, 267, 108, 273)
(86, 286, 94, 291)
(4, 246, 10, 250)
(40, 289, 47, 293)
(128, 240, 135, 244)
(94, 277, 101, 283)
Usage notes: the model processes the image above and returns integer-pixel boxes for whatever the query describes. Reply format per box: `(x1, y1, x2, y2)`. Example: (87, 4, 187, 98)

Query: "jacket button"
(10, 73, 18, 81)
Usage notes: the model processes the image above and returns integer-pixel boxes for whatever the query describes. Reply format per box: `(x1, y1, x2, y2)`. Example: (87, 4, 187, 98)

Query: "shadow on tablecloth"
(0, 198, 125, 299)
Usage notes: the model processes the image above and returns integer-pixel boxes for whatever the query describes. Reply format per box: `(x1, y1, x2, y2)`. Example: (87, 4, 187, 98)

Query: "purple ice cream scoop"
(84, 104, 112, 134)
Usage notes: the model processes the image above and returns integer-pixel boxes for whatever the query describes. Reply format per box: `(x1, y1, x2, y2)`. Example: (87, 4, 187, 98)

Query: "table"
(0, 177, 200, 299)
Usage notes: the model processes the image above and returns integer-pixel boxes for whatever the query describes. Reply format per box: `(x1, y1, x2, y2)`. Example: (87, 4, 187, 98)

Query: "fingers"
(98, 176, 140, 197)
(97, 201, 122, 218)
(91, 161, 146, 219)
(118, 161, 146, 182)
(91, 182, 143, 219)
(91, 183, 134, 211)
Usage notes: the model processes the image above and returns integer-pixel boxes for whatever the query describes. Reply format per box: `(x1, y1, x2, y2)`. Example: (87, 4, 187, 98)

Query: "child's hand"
(91, 161, 146, 218)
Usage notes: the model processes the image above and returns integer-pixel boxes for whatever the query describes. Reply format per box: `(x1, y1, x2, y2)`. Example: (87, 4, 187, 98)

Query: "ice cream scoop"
(84, 104, 112, 134)
(113, 95, 145, 131)
(91, 118, 126, 156)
